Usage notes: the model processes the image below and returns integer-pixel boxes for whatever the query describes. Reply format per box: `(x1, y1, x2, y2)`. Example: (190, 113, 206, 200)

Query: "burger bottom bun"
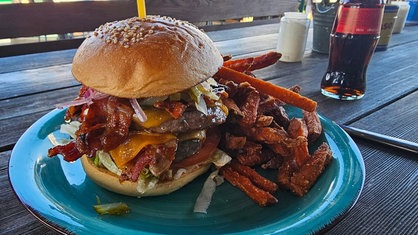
(80, 155, 211, 197)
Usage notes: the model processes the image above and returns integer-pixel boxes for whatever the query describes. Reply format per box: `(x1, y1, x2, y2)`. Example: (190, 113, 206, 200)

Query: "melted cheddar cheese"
(109, 132, 176, 168)
(132, 107, 173, 128)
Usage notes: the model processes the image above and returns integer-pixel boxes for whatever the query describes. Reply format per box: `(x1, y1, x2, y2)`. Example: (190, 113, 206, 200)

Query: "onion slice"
(55, 89, 109, 109)
(129, 98, 148, 123)
(55, 98, 91, 109)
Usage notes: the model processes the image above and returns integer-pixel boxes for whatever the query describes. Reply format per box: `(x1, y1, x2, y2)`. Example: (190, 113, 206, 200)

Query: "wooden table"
(1, 23, 417, 234)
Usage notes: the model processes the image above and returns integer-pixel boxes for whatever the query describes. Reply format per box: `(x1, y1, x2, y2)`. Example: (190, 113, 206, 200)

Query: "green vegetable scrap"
(93, 202, 130, 215)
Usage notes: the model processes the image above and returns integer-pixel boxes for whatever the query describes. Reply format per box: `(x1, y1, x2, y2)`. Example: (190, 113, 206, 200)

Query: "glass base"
(321, 89, 364, 100)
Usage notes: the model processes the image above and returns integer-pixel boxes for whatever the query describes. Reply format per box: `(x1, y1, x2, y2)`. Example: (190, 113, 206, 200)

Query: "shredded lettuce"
(136, 177, 159, 195)
(188, 79, 221, 115)
(189, 86, 208, 115)
(173, 168, 187, 180)
(139, 96, 168, 106)
(169, 93, 181, 101)
(193, 170, 224, 214)
(193, 149, 230, 213)
(47, 121, 81, 146)
(198, 80, 220, 101)
(47, 133, 61, 147)
(93, 155, 100, 166)
(60, 121, 81, 139)
(97, 151, 122, 176)
(211, 149, 232, 167)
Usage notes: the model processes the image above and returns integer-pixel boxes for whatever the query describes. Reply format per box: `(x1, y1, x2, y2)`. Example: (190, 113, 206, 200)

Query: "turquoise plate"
(9, 107, 364, 235)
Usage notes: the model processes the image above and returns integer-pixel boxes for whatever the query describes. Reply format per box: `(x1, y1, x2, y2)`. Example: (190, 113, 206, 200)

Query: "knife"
(340, 125, 418, 154)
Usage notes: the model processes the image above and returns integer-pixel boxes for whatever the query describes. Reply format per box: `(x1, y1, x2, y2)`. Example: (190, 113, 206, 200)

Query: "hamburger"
(48, 16, 229, 197)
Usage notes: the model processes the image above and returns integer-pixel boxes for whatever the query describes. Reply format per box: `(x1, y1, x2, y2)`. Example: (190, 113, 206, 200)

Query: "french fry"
(223, 51, 282, 73)
(230, 160, 278, 194)
(220, 165, 278, 207)
(214, 66, 317, 112)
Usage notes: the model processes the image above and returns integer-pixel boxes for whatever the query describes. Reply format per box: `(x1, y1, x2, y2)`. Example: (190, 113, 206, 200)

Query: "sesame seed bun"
(81, 155, 212, 197)
(71, 16, 223, 98)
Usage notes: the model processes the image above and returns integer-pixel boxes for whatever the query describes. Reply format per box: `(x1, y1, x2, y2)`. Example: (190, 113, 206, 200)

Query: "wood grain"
(0, 0, 298, 56)
(0, 0, 297, 39)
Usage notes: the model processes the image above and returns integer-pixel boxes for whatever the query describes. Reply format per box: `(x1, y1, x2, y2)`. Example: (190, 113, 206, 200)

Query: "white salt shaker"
(392, 1, 411, 34)
(277, 12, 311, 62)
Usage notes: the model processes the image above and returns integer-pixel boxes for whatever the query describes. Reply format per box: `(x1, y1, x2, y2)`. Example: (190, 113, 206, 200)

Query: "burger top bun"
(72, 16, 223, 98)
(80, 155, 212, 197)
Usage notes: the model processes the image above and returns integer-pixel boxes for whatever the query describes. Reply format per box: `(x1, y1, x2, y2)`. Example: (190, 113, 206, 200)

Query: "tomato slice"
(172, 128, 220, 168)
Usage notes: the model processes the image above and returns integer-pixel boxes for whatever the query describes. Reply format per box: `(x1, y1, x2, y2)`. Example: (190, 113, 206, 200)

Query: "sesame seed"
(91, 16, 198, 47)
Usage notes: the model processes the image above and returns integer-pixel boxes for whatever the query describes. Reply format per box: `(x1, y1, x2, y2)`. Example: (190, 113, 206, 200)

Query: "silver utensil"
(341, 125, 418, 154)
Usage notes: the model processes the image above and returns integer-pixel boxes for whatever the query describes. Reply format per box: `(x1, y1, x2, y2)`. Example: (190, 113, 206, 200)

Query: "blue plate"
(9, 107, 364, 235)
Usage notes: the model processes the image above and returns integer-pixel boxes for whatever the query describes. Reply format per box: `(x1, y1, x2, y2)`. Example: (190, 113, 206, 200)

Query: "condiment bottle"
(320, 0, 385, 100)
(276, 12, 311, 62)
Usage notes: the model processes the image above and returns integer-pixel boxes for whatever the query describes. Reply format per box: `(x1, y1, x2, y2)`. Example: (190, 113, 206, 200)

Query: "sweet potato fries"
(215, 52, 332, 206)
(215, 66, 317, 112)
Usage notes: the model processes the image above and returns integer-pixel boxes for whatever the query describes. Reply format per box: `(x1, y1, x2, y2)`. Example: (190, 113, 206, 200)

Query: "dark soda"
(320, 0, 385, 100)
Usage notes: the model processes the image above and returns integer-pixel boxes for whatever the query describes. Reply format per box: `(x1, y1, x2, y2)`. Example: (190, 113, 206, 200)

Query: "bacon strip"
(154, 100, 187, 119)
(123, 148, 154, 182)
(48, 141, 82, 162)
(48, 96, 134, 162)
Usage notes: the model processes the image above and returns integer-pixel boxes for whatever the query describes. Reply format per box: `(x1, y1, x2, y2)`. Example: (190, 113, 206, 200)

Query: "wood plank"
(0, 49, 76, 74)
(0, 109, 47, 151)
(0, 0, 296, 39)
(205, 23, 279, 42)
(145, 0, 297, 23)
(0, 39, 83, 58)
(348, 91, 418, 143)
(326, 141, 418, 234)
(0, 151, 59, 235)
(0, 87, 80, 150)
(0, 1, 137, 39)
(0, 64, 78, 100)
(216, 33, 278, 57)
(0, 0, 296, 56)
(0, 86, 80, 120)
(0, 23, 279, 73)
